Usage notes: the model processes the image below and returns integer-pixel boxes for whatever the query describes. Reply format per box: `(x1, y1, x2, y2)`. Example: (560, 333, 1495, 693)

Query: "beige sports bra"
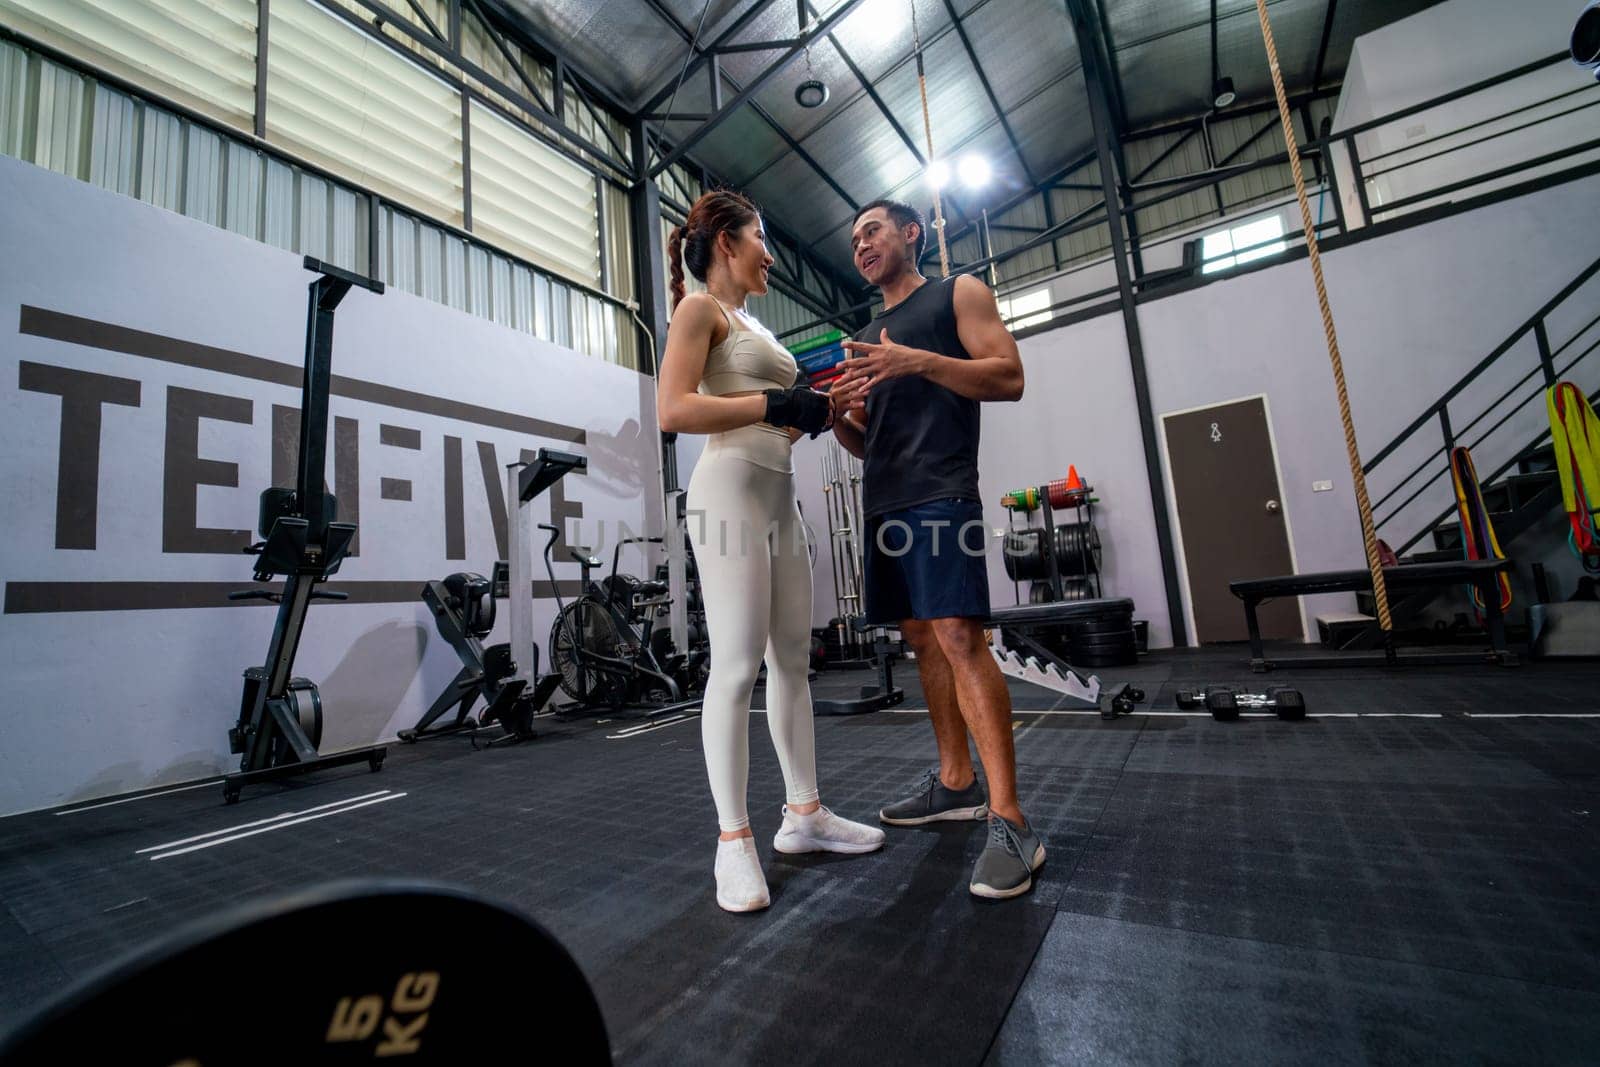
(698, 299, 799, 473)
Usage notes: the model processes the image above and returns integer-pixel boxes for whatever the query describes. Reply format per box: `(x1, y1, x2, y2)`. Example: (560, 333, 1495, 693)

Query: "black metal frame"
(401, 565, 535, 744)
(542, 531, 703, 723)
(1363, 255, 1600, 556)
(1066, 0, 1188, 646)
(1232, 561, 1519, 671)
(223, 258, 388, 803)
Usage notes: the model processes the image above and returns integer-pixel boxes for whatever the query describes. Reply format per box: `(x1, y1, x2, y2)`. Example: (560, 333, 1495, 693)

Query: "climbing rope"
(1253, 0, 1392, 631)
(911, 0, 950, 278)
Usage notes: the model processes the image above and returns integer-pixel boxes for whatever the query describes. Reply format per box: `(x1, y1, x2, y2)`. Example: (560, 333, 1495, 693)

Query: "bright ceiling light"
(926, 160, 951, 189)
(957, 154, 991, 189)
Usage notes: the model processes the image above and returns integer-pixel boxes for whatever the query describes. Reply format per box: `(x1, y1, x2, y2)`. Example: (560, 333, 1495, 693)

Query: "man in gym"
(829, 199, 1041, 899)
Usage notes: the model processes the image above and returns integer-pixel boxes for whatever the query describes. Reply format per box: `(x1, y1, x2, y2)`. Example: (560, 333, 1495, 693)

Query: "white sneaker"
(715, 837, 771, 913)
(773, 805, 887, 855)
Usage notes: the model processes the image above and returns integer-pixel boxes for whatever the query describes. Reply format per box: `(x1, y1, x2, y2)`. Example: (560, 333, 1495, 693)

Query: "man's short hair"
(854, 199, 926, 264)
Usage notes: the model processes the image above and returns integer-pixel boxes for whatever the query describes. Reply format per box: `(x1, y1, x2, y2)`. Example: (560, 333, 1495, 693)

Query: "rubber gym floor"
(2, 645, 1597, 1064)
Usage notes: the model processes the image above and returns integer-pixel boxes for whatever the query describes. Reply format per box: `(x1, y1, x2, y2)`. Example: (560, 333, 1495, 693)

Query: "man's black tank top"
(854, 276, 980, 518)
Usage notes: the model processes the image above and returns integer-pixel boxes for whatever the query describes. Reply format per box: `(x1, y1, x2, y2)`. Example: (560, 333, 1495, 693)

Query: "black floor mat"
(987, 912, 1600, 1065)
(3, 648, 1599, 1062)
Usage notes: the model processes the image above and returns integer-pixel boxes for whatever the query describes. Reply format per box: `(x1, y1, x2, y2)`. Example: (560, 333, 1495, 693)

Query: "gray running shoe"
(970, 815, 1046, 900)
(879, 768, 989, 826)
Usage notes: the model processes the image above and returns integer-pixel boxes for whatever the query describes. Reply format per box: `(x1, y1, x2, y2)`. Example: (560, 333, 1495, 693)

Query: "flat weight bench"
(1229, 559, 1519, 672)
(985, 598, 1145, 717)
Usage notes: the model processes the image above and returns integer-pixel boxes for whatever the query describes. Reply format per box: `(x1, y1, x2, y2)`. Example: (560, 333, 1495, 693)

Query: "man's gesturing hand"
(837, 329, 927, 395)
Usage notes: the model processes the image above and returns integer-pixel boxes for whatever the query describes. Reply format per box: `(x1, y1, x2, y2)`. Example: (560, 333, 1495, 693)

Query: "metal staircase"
(1328, 255, 1600, 644)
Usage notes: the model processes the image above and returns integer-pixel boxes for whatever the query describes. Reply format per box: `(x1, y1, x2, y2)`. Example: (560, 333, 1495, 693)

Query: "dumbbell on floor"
(1175, 686, 1306, 721)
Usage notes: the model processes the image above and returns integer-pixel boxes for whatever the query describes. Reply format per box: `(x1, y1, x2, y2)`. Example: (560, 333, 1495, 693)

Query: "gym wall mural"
(0, 155, 661, 816)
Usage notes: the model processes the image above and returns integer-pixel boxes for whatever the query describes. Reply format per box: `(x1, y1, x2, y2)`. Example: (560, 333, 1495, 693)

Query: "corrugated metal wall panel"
(0, 0, 257, 130)
(296, 171, 329, 261)
(1051, 178, 1110, 266)
(0, 40, 27, 159)
(139, 108, 183, 212)
(263, 156, 296, 253)
(1, 35, 650, 372)
(90, 84, 140, 197)
(224, 140, 262, 240)
(417, 222, 444, 304)
(331, 183, 361, 270)
(488, 254, 513, 327)
(267, 0, 464, 228)
(604, 180, 634, 305)
(549, 280, 571, 349)
(511, 263, 535, 334)
(35, 59, 88, 178)
(532, 272, 552, 340)
(465, 244, 489, 319)
(184, 123, 223, 225)
(469, 98, 599, 285)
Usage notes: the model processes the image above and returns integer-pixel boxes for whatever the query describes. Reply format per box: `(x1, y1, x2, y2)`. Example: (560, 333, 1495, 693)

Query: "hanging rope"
(911, 0, 950, 277)
(1548, 381, 1600, 571)
(1252, 0, 1392, 632)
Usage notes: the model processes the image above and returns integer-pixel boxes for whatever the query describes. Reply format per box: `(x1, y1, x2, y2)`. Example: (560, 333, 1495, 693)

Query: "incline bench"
(818, 599, 1145, 717)
(1229, 559, 1519, 671)
(986, 598, 1144, 716)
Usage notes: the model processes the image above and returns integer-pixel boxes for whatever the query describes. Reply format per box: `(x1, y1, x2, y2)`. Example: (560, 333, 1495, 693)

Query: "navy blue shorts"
(863, 497, 992, 624)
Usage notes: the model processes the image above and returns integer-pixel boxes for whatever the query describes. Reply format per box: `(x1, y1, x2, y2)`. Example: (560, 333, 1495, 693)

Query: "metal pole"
(1065, 0, 1189, 645)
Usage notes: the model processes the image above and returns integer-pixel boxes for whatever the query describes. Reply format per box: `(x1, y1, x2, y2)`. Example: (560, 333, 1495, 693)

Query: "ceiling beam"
(647, 0, 869, 178)
(638, 0, 859, 212)
(938, 148, 1100, 250)
(1313, 0, 1339, 89)
(640, 0, 789, 114)
(651, 148, 868, 318)
(1126, 85, 1340, 142)
(802, 0, 926, 167)
(1130, 124, 1200, 182)
(733, 1, 1010, 208)
(475, 0, 631, 117)
(1090, 0, 1130, 135)
(808, 60, 1089, 250)
(940, 0, 1039, 188)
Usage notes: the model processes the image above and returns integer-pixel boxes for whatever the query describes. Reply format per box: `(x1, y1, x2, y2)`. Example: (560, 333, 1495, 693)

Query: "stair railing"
(1363, 254, 1600, 556)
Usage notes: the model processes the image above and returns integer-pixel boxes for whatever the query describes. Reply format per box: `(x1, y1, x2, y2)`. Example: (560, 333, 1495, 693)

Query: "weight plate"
(1068, 623, 1135, 641)
(1072, 651, 1138, 667)
(1071, 630, 1137, 646)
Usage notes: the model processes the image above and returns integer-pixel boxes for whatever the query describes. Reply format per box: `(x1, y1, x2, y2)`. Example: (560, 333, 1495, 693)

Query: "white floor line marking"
(55, 780, 218, 815)
(147, 793, 407, 861)
(880, 708, 1600, 720)
(1469, 713, 1600, 718)
(606, 714, 699, 740)
(136, 791, 393, 854)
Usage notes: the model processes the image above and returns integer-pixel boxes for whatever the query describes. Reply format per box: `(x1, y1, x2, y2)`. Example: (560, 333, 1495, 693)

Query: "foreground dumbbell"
(1101, 683, 1147, 719)
(1177, 686, 1306, 721)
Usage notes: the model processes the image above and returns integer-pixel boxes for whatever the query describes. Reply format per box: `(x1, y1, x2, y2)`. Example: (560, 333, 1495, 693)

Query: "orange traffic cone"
(1048, 467, 1087, 509)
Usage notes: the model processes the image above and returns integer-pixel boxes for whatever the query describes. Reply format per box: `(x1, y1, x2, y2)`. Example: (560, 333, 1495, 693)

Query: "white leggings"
(687, 453, 819, 833)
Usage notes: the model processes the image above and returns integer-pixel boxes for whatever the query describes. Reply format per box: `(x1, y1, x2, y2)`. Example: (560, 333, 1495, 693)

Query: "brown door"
(1164, 397, 1300, 643)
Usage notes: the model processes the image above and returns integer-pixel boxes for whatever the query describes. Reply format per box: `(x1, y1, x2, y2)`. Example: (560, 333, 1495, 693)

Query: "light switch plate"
(1313, 480, 1334, 492)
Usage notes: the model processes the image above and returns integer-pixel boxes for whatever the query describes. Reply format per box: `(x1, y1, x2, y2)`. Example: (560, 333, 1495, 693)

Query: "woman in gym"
(657, 190, 884, 913)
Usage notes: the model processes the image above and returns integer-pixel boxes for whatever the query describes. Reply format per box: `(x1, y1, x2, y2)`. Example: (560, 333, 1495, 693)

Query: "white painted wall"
(1330, 0, 1599, 226)
(0, 155, 663, 815)
(795, 171, 1600, 647)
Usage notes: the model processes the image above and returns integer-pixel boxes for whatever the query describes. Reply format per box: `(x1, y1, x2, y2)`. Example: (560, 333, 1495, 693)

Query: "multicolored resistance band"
(1547, 381, 1600, 573)
(1449, 446, 1513, 618)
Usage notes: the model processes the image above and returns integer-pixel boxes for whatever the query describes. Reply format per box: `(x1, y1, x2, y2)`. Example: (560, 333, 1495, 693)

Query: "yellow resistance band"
(1450, 447, 1512, 614)
(1548, 381, 1600, 565)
